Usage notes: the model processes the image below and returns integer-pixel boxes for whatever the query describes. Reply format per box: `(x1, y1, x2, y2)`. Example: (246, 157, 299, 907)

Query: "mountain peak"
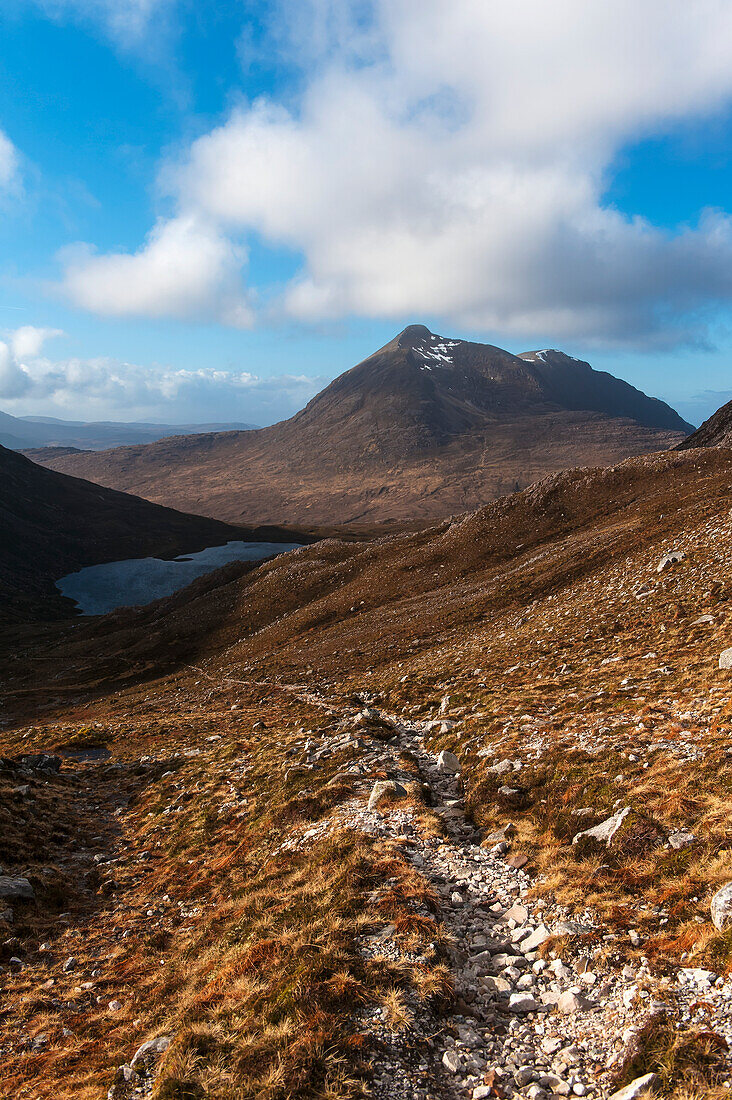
(396, 323, 434, 345)
(392, 324, 464, 369)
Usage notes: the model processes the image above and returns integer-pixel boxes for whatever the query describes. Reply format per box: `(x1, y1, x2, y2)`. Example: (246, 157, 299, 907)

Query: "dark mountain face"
(32, 325, 692, 529)
(678, 398, 732, 449)
(0, 445, 297, 623)
(287, 327, 550, 457)
(519, 349, 694, 432)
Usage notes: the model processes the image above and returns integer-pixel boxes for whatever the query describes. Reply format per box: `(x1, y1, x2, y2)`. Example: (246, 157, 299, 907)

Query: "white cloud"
(61, 216, 254, 327)
(10, 325, 64, 360)
(61, 0, 732, 346)
(0, 327, 62, 398)
(0, 325, 320, 423)
(0, 129, 20, 192)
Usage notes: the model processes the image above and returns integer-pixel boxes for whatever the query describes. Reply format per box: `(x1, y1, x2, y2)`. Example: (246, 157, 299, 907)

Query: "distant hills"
(31, 325, 693, 530)
(0, 408, 257, 452)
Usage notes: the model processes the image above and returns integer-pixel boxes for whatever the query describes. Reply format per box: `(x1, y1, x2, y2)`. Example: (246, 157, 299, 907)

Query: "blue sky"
(1, 1, 732, 427)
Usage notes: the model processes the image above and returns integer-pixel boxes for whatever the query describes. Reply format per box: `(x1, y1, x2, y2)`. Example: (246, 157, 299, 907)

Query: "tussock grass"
(612, 1012, 729, 1096)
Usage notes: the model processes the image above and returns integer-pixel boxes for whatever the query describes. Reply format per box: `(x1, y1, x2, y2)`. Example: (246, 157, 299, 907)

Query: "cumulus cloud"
(61, 0, 732, 346)
(0, 327, 62, 398)
(0, 325, 320, 423)
(61, 216, 254, 327)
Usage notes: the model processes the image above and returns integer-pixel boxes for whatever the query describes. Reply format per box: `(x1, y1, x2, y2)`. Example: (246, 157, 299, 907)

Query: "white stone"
(131, 1036, 172, 1067)
(657, 551, 685, 573)
(508, 992, 540, 1013)
(442, 1050, 461, 1073)
(607, 1073, 660, 1100)
(556, 990, 589, 1014)
(521, 923, 551, 952)
(719, 649, 732, 670)
(711, 881, 732, 930)
(367, 779, 407, 811)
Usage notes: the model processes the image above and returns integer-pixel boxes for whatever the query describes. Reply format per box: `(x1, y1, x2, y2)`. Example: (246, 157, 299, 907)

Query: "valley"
(6, 6, 732, 1098)
(4, 444, 732, 1099)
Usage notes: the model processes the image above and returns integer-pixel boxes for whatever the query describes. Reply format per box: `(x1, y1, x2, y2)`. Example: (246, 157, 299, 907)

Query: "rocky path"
(5, 685, 732, 1100)
(297, 701, 732, 1100)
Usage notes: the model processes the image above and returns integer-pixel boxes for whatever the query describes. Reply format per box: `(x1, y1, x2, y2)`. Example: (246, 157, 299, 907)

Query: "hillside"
(679, 396, 732, 449)
(3, 446, 732, 1098)
(0, 444, 298, 624)
(32, 326, 693, 528)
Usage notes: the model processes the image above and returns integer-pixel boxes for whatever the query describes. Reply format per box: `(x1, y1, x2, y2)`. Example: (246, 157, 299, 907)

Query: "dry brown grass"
(611, 1012, 729, 1096)
(0, 693, 453, 1099)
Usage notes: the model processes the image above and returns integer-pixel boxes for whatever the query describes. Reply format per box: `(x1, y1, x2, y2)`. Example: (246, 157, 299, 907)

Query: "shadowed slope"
(0, 444, 301, 624)
(679, 396, 732, 449)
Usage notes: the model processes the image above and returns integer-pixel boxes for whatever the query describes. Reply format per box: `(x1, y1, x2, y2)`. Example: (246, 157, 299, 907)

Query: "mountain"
(0, 444, 298, 624)
(678, 396, 732, 449)
(0, 407, 257, 452)
(31, 325, 693, 529)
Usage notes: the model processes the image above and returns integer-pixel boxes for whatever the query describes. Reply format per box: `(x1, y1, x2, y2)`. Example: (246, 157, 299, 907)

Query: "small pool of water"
(57, 540, 300, 615)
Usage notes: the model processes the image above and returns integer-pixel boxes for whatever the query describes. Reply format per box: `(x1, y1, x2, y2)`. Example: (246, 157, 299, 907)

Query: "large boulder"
(556, 990, 591, 1015)
(131, 1035, 172, 1068)
(0, 876, 34, 901)
(367, 779, 408, 811)
(437, 749, 461, 775)
(607, 1073, 660, 1100)
(18, 753, 62, 773)
(657, 551, 685, 574)
(711, 881, 732, 930)
(572, 807, 630, 848)
(719, 649, 732, 670)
